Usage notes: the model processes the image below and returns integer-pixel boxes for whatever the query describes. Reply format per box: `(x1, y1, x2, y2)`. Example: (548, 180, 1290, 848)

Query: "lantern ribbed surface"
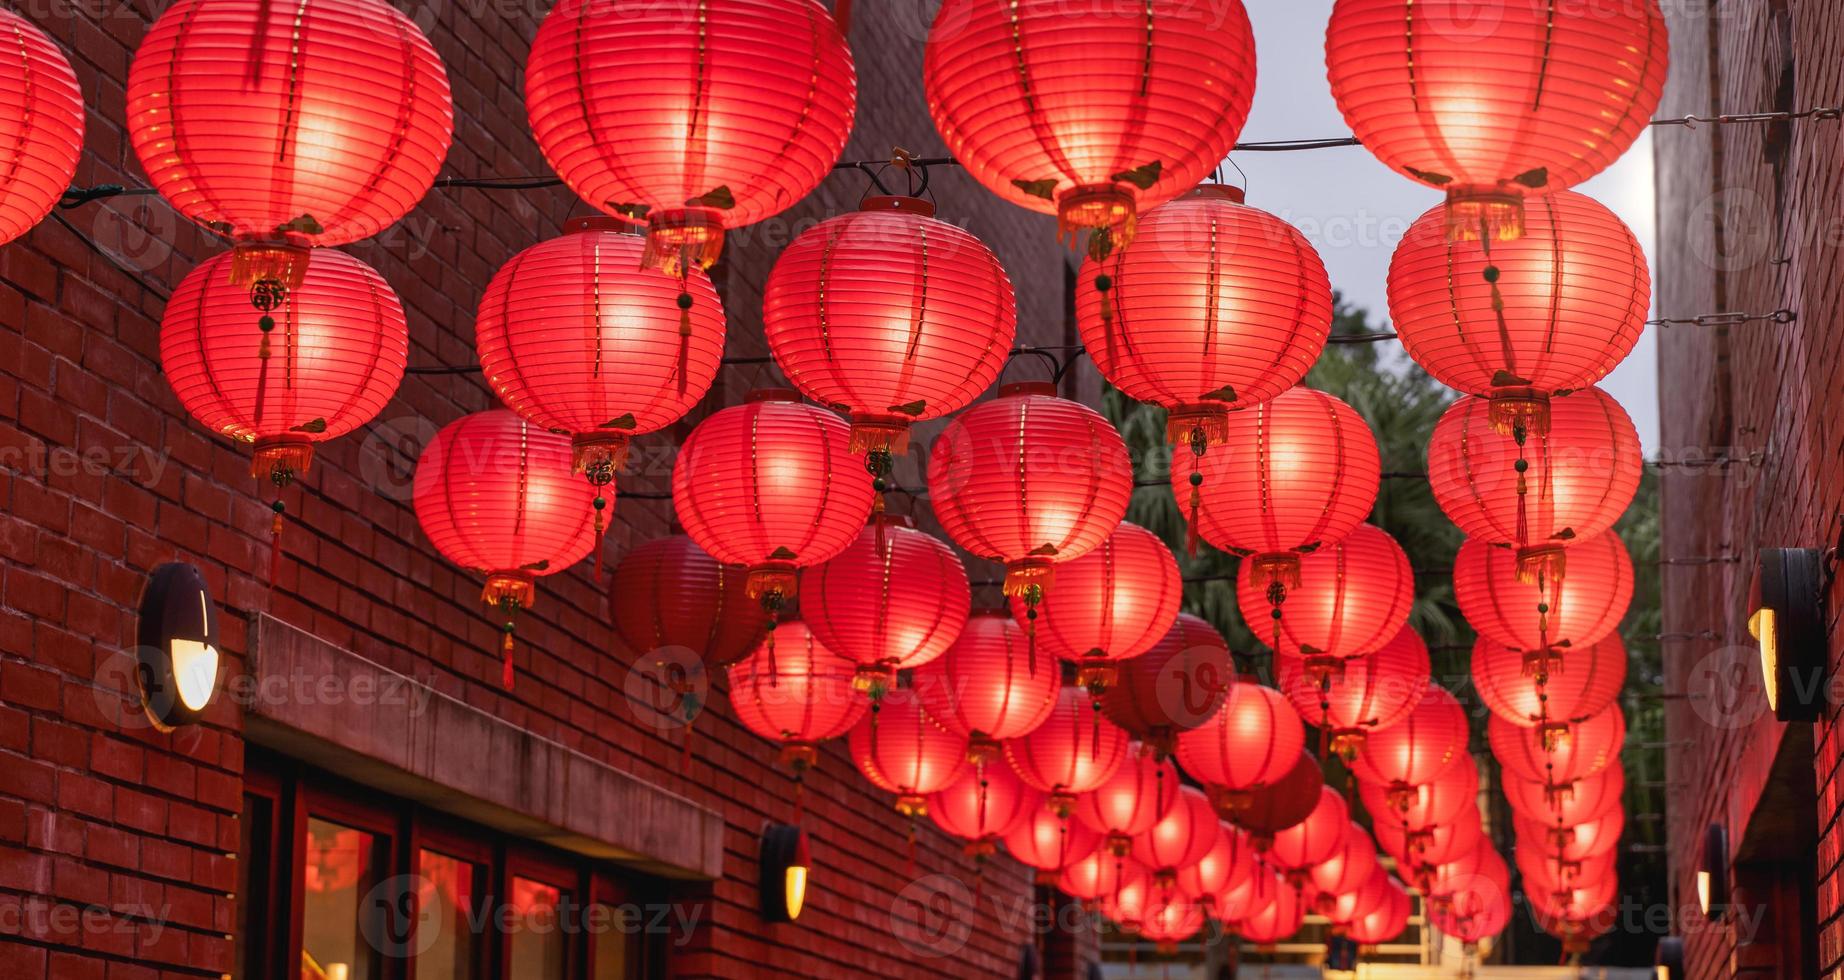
(1059, 852, 1149, 902)
(1474, 633, 1627, 728)
(927, 383, 1134, 588)
(764, 197, 1017, 451)
(1174, 681, 1303, 795)
(1504, 764, 1625, 827)
(1347, 879, 1411, 945)
(1225, 750, 1324, 838)
(1327, 0, 1666, 235)
(1074, 187, 1332, 435)
(1454, 531, 1634, 652)
(1178, 386, 1380, 564)
(127, 0, 452, 246)
(1376, 811, 1482, 870)
(1361, 753, 1479, 833)
(1073, 751, 1179, 840)
(1002, 805, 1103, 874)
(1175, 822, 1254, 903)
(805, 517, 971, 681)
(1277, 625, 1429, 741)
(924, 0, 1257, 241)
(847, 693, 968, 803)
(1130, 785, 1221, 873)
(1489, 703, 1626, 785)
(0, 10, 81, 246)
(526, 0, 855, 266)
(1267, 786, 1349, 871)
(1009, 521, 1181, 672)
(912, 611, 1060, 749)
(1004, 686, 1129, 799)
(927, 763, 1042, 843)
(163, 248, 407, 467)
(1237, 523, 1413, 661)
(727, 619, 867, 749)
(1351, 684, 1468, 790)
(672, 390, 876, 583)
(1102, 613, 1233, 752)
(1515, 808, 1623, 862)
(608, 534, 763, 669)
(1387, 192, 1650, 401)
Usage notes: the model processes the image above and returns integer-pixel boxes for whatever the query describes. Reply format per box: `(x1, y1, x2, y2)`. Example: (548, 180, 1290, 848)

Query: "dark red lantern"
(1236, 523, 1412, 675)
(848, 693, 969, 817)
(1347, 877, 1411, 945)
(1328, 0, 1667, 239)
(1277, 624, 1429, 758)
(1224, 750, 1325, 841)
(925, 0, 1257, 253)
(764, 196, 1017, 457)
(1474, 633, 1628, 736)
(0, 10, 82, 246)
(805, 516, 971, 695)
(1351, 684, 1468, 801)
(1175, 821, 1255, 904)
(1002, 803, 1104, 883)
(1490, 703, 1626, 784)
(1102, 613, 1233, 759)
(1130, 785, 1221, 876)
(728, 618, 867, 770)
(927, 763, 1043, 852)
(1174, 681, 1304, 808)
(912, 611, 1061, 762)
(1010, 521, 1181, 693)
(609, 534, 763, 669)
(1503, 764, 1625, 828)
(527, 0, 855, 271)
(1308, 822, 1380, 900)
(1005, 686, 1130, 812)
(1267, 786, 1349, 872)
(1454, 531, 1634, 657)
(1073, 752, 1180, 851)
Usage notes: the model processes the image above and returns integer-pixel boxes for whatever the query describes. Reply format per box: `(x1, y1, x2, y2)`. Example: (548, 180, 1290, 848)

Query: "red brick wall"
(0, 2, 1095, 977)
(1655, 1, 1844, 978)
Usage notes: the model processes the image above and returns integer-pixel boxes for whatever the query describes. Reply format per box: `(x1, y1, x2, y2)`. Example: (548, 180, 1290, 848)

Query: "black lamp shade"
(760, 823, 810, 923)
(136, 562, 221, 730)
(1699, 822, 1730, 921)
(1749, 547, 1825, 722)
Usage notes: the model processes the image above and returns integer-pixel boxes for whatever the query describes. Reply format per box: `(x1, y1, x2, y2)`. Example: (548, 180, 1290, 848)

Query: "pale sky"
(1237, 2, 1661, 452)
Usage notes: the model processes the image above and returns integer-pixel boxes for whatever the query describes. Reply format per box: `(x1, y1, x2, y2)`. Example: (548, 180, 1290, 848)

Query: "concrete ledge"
(245, 614, 724, 881)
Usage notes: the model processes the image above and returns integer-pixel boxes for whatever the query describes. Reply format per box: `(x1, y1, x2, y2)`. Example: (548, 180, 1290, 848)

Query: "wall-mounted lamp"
(1654, 935, 1685, 980)
(1749, 547, 1826, 722)
(1697, 822, 1730, 922)
(136, 563, 221, 731)
(759, 823, 810, 923)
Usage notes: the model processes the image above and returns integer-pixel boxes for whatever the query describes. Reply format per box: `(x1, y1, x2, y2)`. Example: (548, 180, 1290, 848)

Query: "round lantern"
(1179, 385, 1379, 573)
(413, 410, 597, 687)
(1235, 523, 1412, 675)
(1060, 852, 1149, 904)
(673, 389, 876, 618)
(764, 195, 1017, 458)
(609, 534, 763, 669)
(1131, 785, 1221, 876)
(1361, 754, 1479, 835)
(1174, 681, 1304, 809)
(806, 516, 971, 695)
(1131, 900, 1207, 953)
(928, 763, 1042, 857)
(928, 382, 1133, 604)
(1350, 684, 1469, 801)
(1323, 865, 1394, 929)
(1347, 878, 1412, 946)
(728, 618, 867, 770)
(1238, 873, 1305, 947)
(1516, 808, 1624, 865)
(1004, 685, 1130, 812)
(1277, 624, 1429, 758)
(924, 0, 1257, 254)
(1474, 633, 1628, 735)
(912, 611, 1060, 761)
(1387, 192, 1650, 433)
(1426, 846, 1508, 904)
(1429, 856, 1513, 944)
(1073, 752, 1180, 852)
(1518, 844, 1618, 900)
(1309, 822, 1380, 900)
(128, 0, 452, 280)
(1454, 531, 1634, 657)
(1224, 750, 1324, 841)
(1212, 863, 1279, 924)
(0, 10, 81, 246)
(1010, 521, 1181, 693)
(1375, 810, 1483, 872)
(1490, 703, 1626, 785)
(1503, 764, 1626, 828)
(1267, 786, 1349, 872)
(1526, 873, 1618, 926)
(1002, 801, 1104, 882)
(848, 692, 969, 818)
(1175, 822, 1255, 903)
(1427, 387, 1642, 584)
(1535, 905, 1618, 956)
(526, 0, 855, 272)
(1074, 186, 1333, 457)
(1102, 613, 1234, 759)
(1327, 0, 1667, 239)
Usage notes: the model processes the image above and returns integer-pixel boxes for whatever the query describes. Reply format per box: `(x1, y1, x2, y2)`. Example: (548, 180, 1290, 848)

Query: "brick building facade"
(0, 2, 1103, 978)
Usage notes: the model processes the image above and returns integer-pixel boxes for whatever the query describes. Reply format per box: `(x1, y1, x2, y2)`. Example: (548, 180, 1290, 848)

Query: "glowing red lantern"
(1010, 521, 1181, 692)
(1002, 803, 1104, 882)
(1376, 811, 1483, 872)
(912, 611, 1061, 761)
(1213, 863, 1282, 924)
(1075, 187, 1333, 456)
(1454, 531, 1634, 657)
(0, 10, 81, 246)
(848, 693, 968, 817)
(1131, 785, 1221, 876)
(1073, 752, 1180, 852)
(1535, 905, 1618, 955)
(1174, 681, 1304, 808)
(1323, 865, 1394, 930)
(1308, 822, 1379, 899)
(1225, 750, 1324, 841)
(1516, 808, 1624, 865)
(1102, 613, 1233, 759)
(924, 0, 1257, 253)
(1362, 754, 1479, 836)
(1236, 523, 1412, 675)
(1347, 878, 1412, 945)
(128, 0, 452, 271)
(1267, 786, 1349, 872)
(1238, 874, 1305, 946)
(1131, 900, 1207, 952)
(1175, 822, 1255, 903)
(1351, 684, 1468, 802)
(527, 0, 854, 272)
(609, 534, 763, 669)
(413, 410, 596, 687)
(1178, 385, 1379, 571)
(1429, 854, 1513, 944)
(927, 763, 1042, 853)
(727, 618, 867, 770)
(1518, 844, 1617, 900)
(1059, 851, 1148, 903)
(1490, 704, 1626, 784)
(1426, 846, 1508, 903)
(1004, 686, 1130, 812)
(673, 390, 876, 616)
(1327, 0, 1667, 239)
(1277, 624, 1429, 758)
(1526, 874, 1618, 926)
(1474, 633, 1628, 735)
(764, 196, 1017, 457)
(805, 516, 971, 695)
(928, 382, 1133, 603)
(1503, 764, 1625, 828)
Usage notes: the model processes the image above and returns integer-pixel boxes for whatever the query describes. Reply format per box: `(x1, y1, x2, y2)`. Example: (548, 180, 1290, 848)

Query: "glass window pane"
(302, 818, 379, 980)
(414, 850, 479, 980)
(507, 878, 566, 980)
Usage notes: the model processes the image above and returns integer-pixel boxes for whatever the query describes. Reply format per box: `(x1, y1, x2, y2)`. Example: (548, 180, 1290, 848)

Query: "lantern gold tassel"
(642, 209, 725, 274)
(1515, 544, 1566, 587)
(228, 242, 312, 291)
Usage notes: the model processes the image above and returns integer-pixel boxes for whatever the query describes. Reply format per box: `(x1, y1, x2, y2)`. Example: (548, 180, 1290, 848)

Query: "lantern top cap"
(564, 215, 639, 236)
(859, 195, 936, 217)
(1190, 184, 1247, 204)
(746, 388, 803, 405)
(999, 381, 1059, 399)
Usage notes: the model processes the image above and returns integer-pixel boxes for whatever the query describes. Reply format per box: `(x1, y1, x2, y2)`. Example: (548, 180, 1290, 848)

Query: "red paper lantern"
(1518, 844, 1617, 900)
(1009, 521, 1181, 692)
(1375, 810, 1482, 872)
(1002, 804, 1104, 882)
(1490, 703, 1626, 784)
(1454, 531, 1634, 656)
(1175, 822, 1255, 903)
(1526, 873, 1618, 926)
(1075, 186, 1333, 453)
(1387, 192, 1649, 433)
(1236, 523, 1413, 675)
(1429, 853, 1513, 944)
(1277, 624, 1429, 758)
(1212, 863, 1282, 924)
(413, 410, 597, 687)
(1327, 0, 1667, 239)
(128, 0, 452, 267)
(1474, 633, 1628, 734)
(1238, 873, 1306, 946)
(1537, 907, 1617, 955)
(927, 763, 1043, 851)
(925, 0, 1257, 252)
(1131, 785, 1221, 875)
(1178, 386, 1379, 573)
(0, 10, 81, 246)
(1224, 750, 1324, 841)
(1308, 822, 1379, 899)
(1073, 752, 1180, 849)
(1503, 765, 1625, 828)
(609, 534, 763, 669)
(1361, 754, 1479, 836)
(912, 611, 1061, 761)
(1267, 786, 1349, 872)
(848, 693, 969, 816)
(1515, 808, 1624, 864)
(1425, 846, 1507, 902)
(1060, 852, 1149, 903)
(526, 0, 855, 271)
(764, 196, 1017, 456)
(1102, 613, 1234, 759)
(1322, 865, 1394, 929)
(1174, 681, 1304, 807)
(1005, 685, 1130, 811)
(928, 382, 1133, 599)
(727, 618, 868, 769)
(805, 516, 971, 694)
(1347, 877, 1411, 945)
(1351, 684, 1469, 799)
(1131, 900, 1207, 952)
(673, 389, 876, 613)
